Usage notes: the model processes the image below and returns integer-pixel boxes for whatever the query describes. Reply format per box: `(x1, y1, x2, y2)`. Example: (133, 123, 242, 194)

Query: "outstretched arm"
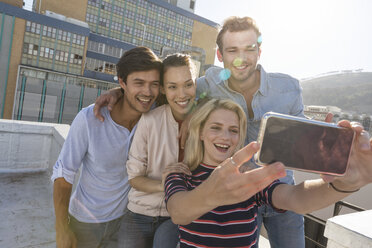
(166, 142, 286, 225)
(272, 121, 372, 214)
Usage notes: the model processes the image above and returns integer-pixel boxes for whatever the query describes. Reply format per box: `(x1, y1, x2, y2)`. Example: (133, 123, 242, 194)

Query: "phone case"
(255, 112, 355, 176)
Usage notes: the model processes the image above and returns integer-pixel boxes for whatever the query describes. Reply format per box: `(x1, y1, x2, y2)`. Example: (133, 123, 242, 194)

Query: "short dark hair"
(216, 16, 262, 54)
(116, 47, 162, 83)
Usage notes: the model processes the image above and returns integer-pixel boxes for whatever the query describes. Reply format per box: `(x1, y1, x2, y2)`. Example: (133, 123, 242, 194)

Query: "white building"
(162, 0, 196, 12)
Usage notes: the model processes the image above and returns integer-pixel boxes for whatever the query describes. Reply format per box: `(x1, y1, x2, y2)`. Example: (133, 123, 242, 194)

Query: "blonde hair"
(184, 99, 247, 171)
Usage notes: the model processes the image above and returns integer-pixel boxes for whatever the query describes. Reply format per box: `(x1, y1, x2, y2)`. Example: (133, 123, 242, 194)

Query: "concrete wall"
(177, 0, 194, 13)
(0, 14, 17, 119)
(192, 20, 218, 66)
(3, 17, 25, 119)
(325, 210, 372, 248)
(0, 119, 69, 173)
(0, 0, 23, 8)
(34, 0, 88, 21)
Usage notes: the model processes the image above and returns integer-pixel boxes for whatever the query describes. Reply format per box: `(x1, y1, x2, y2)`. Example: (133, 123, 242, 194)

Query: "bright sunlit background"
(194, 0, 372, 79)
(24, 0, 372, 79)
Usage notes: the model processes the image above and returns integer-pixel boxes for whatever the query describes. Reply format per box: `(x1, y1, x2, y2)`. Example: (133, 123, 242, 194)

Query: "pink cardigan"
(126, 104, 179, 217)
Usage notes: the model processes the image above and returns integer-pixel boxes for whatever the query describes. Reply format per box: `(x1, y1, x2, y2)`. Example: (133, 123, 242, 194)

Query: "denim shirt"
(196, 65, 305, 183)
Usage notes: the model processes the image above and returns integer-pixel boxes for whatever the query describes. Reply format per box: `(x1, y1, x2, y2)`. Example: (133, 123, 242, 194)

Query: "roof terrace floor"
(0, 171, 272, 248)
(0, 171, 55, 248)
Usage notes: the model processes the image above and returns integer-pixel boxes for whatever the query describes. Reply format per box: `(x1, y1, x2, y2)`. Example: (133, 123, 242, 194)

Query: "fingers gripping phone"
(255, 112, 355, 176)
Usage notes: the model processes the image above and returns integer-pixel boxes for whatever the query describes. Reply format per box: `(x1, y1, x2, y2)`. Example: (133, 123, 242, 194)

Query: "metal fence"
(13, 65, 117, 124)
(304, 201, 366, 248)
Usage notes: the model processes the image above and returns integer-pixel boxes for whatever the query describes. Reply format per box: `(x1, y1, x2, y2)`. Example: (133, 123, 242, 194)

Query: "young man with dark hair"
(52, 47, 162, 248)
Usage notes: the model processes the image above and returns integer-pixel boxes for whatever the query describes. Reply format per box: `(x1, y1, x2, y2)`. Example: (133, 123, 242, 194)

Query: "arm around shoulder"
(93, 87, 123, 121)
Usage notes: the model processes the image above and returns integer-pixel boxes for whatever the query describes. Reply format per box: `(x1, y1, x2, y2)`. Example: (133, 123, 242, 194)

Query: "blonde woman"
(165, 98, 372, 248)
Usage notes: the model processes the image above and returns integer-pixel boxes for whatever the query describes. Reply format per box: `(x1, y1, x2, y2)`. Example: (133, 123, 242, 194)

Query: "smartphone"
(255, 112, 355, 176)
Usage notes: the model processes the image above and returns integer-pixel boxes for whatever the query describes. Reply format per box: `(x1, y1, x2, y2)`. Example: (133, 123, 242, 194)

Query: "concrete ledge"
(325, 210, 372, 248)
(0, 119, 69, 247)
(0, 120, 69, 173)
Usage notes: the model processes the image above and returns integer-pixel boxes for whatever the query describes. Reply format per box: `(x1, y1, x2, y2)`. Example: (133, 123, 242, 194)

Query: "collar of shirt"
(219, 64, 269, 97)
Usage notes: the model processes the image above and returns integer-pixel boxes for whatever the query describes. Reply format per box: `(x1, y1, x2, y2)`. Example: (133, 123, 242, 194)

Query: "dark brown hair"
(161, 53, 196, 86)
(116, 47, 162, 83)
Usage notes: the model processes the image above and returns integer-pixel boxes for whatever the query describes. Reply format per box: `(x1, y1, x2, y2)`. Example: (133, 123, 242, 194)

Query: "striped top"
(165, 163, 284, 248)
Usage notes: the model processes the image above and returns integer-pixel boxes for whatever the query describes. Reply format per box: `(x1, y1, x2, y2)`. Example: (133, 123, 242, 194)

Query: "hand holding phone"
(255, 112, 355, 176)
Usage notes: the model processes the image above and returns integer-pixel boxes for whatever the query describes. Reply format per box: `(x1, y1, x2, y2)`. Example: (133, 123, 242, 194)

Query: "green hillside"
(300, 72, 372, 114)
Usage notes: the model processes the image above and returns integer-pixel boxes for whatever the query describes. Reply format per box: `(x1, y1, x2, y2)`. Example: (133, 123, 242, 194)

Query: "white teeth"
(235, 65, 247, 70)
(138, 97, 151, 102)
(176, 100, 189, 106)
(215, 144, 229, 149)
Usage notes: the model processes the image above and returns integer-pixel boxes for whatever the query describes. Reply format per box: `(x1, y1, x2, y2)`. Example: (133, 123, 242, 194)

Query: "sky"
(194, 0, 372, 79)
(23, 0, 372, 79)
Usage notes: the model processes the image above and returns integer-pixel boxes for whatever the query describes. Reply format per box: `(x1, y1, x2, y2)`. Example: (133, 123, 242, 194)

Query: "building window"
(40, 46, 45, 57)
(36, 23, 41, 34)
(33, 45, 39, 55)
(23, 43, 29, 53)
(31, 22, 36, 33)
(26, 21, 31, 32)
(49, 48, 54, 59)
(190, 0, 195, 10)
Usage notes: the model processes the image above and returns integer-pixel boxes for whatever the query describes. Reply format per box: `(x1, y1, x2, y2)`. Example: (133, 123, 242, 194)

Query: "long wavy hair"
(184, 99, 247, 171)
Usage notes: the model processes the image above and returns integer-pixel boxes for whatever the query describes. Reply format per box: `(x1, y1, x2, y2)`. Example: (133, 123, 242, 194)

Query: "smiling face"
(200, 108, 240, 166)
(162, 66, 196, 121)
(120, 69, 160, 114)
(217, 29, 261, 85)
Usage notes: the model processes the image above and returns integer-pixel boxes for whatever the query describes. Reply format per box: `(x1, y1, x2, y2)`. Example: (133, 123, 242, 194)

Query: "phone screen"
(258, 117, 355, 175)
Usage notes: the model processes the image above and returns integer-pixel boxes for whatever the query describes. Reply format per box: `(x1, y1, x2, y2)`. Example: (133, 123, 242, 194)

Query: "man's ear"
(217, 49, 223, 62)
(119, 78, 126, 90)
(258, 48, 261, 60)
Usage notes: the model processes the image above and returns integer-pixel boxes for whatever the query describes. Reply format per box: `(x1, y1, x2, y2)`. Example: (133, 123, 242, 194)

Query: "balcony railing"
(305, 201, 366, 248)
